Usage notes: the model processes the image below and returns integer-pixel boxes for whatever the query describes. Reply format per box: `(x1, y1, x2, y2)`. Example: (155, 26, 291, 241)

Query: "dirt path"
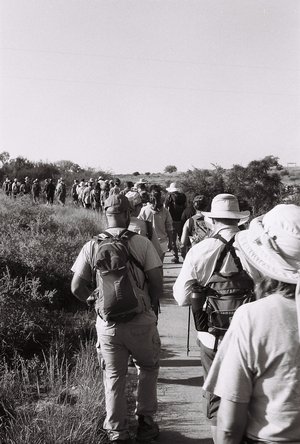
(155, 252, 213, 444)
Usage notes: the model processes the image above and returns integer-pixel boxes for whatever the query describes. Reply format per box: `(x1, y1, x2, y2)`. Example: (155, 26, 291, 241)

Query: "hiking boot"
(171, 257, 180, 264)
(136, 415, 159, 442)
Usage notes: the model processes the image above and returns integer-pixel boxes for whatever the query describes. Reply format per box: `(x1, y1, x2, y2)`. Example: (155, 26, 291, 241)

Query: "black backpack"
(192, 234, 254, 349)
(91, 229, 145, 323)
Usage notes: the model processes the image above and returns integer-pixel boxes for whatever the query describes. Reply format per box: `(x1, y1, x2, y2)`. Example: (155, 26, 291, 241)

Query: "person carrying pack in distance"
(71, 194, 163, 444)
(180, 194, 210, 259)
(173, 193, 258, 443)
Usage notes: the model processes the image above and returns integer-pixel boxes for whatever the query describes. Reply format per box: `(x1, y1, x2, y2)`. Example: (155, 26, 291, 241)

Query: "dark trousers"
(199, 340, 220, 425)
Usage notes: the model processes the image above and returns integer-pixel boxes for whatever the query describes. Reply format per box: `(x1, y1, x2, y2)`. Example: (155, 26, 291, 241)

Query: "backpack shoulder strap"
(119, 229, 145, 273)
(212, 234, 243, 273)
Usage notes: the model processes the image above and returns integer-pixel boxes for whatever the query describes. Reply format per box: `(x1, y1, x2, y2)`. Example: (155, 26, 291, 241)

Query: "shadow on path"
(159, 430, 212, 444)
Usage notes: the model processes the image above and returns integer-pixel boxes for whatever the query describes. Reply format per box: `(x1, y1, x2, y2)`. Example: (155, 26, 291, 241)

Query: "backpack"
(188, 214, 209, 245)
(193, 234, 254, 349)
(92, 229, 145, 323)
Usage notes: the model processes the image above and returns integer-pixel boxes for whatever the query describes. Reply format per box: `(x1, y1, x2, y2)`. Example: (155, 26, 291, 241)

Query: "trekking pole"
(187, 305, 191, 356)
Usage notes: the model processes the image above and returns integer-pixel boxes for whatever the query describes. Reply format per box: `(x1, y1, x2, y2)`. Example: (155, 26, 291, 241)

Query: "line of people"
(71, 190, 300, 444)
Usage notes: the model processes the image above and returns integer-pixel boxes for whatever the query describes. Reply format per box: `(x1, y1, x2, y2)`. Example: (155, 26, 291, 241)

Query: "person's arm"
(71, 273, 93, 303)
(164, 209, 174, 249)
(180, 219, 191, 258)
(217, 399, 248, 444)
(146, 267, 163, 318)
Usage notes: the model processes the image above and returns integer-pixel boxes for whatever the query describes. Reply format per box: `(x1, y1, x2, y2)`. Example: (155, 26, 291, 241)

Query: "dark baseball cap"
(104, 194, 130, 214)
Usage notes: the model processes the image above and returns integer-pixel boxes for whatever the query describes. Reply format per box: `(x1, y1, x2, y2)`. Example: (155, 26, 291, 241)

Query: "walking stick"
(187, 305, 191, 356)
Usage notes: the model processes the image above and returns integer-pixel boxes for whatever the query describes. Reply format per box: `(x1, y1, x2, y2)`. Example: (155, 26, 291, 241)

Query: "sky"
(0, 0, 299, 174)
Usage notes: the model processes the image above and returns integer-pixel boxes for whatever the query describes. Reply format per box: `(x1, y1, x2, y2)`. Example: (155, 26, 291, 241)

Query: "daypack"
(192, 234, 254, 349)
(188, 214, 209, 246)
(92, 229, 145, 323)
(167, 192, 186, 220)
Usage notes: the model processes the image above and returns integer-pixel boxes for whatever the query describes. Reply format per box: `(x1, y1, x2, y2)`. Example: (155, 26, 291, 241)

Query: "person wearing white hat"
(173, 193, 255, 441)
(203, 204, 300, 444)
(164, 182, 187, 263)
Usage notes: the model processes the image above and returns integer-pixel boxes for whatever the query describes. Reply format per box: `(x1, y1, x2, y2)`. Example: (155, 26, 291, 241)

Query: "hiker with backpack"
(180, 195, 210, 259)
(173, 194, 255, 442)
(71, 194, 163, 444)
(138, 189, 173, 263)
(203, 204, 300, 443)
(164, 182, 187, 264)
(56, 178, 67, 206)
(126, 190, 163, 260)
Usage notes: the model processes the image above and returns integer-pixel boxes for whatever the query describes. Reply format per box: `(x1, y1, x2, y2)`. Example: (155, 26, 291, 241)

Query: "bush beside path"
(156, 252, 213, 444)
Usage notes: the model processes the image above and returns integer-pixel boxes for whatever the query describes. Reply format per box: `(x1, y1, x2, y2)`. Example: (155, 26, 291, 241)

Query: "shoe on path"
(136, 415, 159, 442)
(171, 257, 180, 264)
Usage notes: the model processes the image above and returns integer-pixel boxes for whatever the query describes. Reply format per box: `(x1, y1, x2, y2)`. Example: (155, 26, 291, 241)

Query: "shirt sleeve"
(173, 250, 197, 305)
(203, 305, 254, 403)
(71, 241, 94, 282)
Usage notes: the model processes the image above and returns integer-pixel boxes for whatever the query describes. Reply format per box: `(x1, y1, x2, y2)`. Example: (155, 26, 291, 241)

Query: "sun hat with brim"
(166, 182, 182, 193)
(235, 204, 300, 285)
(104, 194, 130, 214)
(202, 193, 250, 220)
(235, 204, 300, 340)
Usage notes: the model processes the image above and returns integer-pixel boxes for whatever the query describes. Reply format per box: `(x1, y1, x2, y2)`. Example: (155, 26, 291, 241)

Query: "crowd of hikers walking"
(69, 176, 300, 444)
(4, 172, 300, 443)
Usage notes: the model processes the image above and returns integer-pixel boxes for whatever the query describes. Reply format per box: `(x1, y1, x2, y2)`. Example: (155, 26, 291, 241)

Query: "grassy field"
(0, 194, 112, 443)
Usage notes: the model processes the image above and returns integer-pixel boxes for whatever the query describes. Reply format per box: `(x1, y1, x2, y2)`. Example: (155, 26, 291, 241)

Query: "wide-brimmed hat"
(235, 204, 300, 284)
(166, 182, 181, 193)
(135, 178, 148, 185)
(104, 194, 130, 214)
(202, 194, 250, 220)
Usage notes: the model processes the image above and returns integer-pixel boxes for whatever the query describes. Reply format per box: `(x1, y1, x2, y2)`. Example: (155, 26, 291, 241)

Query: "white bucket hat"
(202, 194, 250, 220)
(235, 204, 300, 339)
(235, 204, 300, 284)
(166, 182, 181, 193)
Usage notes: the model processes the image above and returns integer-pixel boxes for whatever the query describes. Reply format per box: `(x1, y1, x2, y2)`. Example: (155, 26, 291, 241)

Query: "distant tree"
(181, 165, 225, 201)
(0, 151, 10, 166)
(55, 160, 83, 174)
(226, 156, 283, 216)
(164, 165, 177, 174)
(145, 172, 151, 176)
(132, 171, 140, 176)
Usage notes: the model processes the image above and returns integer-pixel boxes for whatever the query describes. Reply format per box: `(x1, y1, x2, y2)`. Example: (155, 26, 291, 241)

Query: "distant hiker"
(77, 179, 85, 206)
(139, 189, 173, 263)
(82, 181, 93, 209)
(71, 194, 162, 444)
(140, 190, 150, 206)
(120, 180, 134, 196)
(71, 179, 79, 205)
(164, 182, 187, 263)
(56, 178, 67, 206)
(100, 179, 110, 207)
(20, 177, 31, 195)
(11, 178, 19, 198)
(135, 178, 148, 193)
(44, 178, 56, 205)
(173, 194, 254, 442)
(3, 178, 12, 197)
(180, 195, 210, 259)
(93, 179, 102, 211)
(109, 178, 121, 195)
(32, 179, 41, 203)
(126, 190, 163, 259)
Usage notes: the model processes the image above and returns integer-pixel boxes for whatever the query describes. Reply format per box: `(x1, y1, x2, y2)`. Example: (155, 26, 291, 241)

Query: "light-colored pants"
(96, 312, 161, 441)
